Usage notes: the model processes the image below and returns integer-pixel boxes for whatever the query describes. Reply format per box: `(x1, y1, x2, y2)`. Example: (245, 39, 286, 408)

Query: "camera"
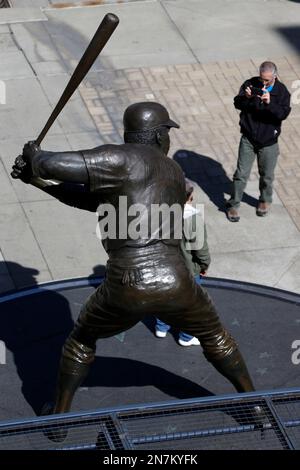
(250, 86, 264, 96)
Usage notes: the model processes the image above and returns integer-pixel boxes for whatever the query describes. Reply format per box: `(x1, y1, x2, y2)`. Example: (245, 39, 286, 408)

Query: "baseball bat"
(36, 12, 119, 146)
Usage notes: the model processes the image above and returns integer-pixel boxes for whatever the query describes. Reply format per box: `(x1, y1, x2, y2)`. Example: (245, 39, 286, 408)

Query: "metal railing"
(0, 388, 299, 450)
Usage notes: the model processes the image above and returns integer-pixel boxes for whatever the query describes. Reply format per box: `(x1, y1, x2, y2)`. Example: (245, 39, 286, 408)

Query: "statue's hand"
(22, 141, 41, 163)
(11, 155, 33, 183)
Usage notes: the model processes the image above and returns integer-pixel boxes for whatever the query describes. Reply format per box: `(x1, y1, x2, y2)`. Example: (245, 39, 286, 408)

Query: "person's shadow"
(0, 262, 213, 418)
(88, 356, 213, 400)
(0, 261, 75, 415)
(173, 149, 257, 212)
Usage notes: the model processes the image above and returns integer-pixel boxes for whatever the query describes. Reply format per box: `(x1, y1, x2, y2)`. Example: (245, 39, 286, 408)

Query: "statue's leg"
(204, 336, 255, 393)
(196, 302, 255, 394)
(41, 335, 95, 442)
(204, 336, 266, 431)
(199, 290, 255, 392)
(162, 287, 266, 428)
(53, 336, 95, 414)
(162, 285, 255, 393)
(202, 329, 268, 430)
(51, 282, 111, 414)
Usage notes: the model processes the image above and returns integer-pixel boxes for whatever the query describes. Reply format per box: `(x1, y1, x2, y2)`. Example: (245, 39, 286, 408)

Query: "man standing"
(12, 102, 256, 437)
(227, 61, 291, 222)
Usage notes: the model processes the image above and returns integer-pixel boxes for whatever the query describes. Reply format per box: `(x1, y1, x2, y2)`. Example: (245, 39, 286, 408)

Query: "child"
(155, 181, 211, 346)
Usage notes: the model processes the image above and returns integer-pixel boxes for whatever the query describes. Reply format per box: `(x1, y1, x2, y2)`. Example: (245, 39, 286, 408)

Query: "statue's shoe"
(40, 402, 68, 443)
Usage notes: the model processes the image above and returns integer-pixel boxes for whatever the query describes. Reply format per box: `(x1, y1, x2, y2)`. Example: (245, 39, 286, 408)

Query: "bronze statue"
(11, 102, 258, 438)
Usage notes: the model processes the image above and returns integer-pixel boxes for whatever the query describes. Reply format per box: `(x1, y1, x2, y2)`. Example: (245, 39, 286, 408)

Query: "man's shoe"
(178, 337, 200, 347)
(256, 202, 270, 217)
(155, 329, 167, 338)
(227, 207, 240, 222)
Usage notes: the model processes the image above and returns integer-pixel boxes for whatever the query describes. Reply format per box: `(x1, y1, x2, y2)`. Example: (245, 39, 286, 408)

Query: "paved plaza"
(0, 0, 300, 293)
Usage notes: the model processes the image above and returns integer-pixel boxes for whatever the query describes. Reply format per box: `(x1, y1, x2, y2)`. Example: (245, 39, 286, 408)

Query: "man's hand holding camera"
(245, 85, 271, 104)
(260, 89, 271, 104)
(245, 86, 253, 99)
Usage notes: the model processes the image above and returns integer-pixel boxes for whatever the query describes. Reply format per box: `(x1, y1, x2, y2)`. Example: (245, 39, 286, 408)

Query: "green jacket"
(181, 208, 211, 275)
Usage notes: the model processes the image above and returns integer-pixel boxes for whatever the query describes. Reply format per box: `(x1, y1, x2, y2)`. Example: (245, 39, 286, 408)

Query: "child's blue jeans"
(155, 275, 203, 341)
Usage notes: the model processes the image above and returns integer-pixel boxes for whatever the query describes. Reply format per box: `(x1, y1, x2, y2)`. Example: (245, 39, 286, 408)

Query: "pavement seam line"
(0, 46, 55, 284)
(38, 10, 103, 143)
(274, 253, 300, 288)
(158, 0, 200, 65)
(0, 250, 17, 291)
(8, 24, 37, 77)
(19, 201, 55, 280)
(0, 156, 19, 203)
(2, 145, 55, 281)
(9, 21, 68, 137)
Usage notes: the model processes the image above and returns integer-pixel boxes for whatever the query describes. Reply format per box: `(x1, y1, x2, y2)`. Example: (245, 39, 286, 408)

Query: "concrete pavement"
(0, 0, 300, 293)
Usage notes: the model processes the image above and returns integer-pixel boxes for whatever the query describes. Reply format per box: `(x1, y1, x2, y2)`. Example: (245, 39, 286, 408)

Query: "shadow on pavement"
(87, 355, 213, 400)
(275, 25, 300, 55)
(0, 261, 74, 415)
(173, 149, 257, 211)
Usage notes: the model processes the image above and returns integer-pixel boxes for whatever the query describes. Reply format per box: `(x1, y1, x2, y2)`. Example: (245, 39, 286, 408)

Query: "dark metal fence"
(0, 388, 300, 450)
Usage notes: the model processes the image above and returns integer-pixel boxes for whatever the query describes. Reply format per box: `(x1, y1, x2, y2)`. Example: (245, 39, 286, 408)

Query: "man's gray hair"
(259, 61, 278, 76)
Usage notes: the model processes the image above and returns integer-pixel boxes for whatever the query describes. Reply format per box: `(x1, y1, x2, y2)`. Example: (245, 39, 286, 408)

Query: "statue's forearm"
(29, 175, 61, 190)
(32, 151, 89, 184)
(29, 176, 99, 212)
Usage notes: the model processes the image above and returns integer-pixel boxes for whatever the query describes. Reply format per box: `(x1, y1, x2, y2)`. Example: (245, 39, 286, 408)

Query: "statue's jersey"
(82, 144, 186, 251)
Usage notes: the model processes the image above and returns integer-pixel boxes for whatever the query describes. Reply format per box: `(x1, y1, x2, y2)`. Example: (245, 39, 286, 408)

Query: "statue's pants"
(64, 243, 237, 363)
(53, 242, 254, 418)
(54, 243, 254, 414)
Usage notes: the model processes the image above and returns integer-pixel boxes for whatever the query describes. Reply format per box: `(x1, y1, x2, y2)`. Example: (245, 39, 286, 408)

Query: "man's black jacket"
(234, 77, 291, 147)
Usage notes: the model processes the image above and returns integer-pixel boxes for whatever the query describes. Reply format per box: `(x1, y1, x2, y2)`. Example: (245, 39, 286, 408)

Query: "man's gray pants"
(228, 135, 279, 208)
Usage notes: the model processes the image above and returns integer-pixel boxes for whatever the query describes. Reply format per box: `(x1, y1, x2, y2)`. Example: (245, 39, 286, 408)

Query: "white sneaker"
(178, 337, 200, 347)
(155, 329, 167, 338)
